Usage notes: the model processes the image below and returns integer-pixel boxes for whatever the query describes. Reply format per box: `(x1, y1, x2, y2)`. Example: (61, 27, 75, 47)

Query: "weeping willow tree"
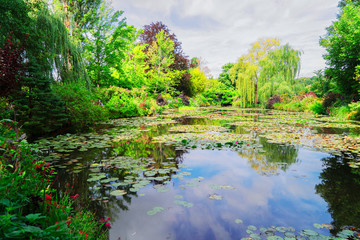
(230, 38, 301, 107)
(0, 0, 87, 135)
(34, 9, 86, 83)
(229, 57, 256, 107)
(258, 44, 301, 103)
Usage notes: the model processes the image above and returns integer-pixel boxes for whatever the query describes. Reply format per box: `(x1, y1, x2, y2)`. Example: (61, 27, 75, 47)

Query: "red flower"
(70, 194, 79, 199)
(105, 223, 111, 228)
(45, 194, 52, 200)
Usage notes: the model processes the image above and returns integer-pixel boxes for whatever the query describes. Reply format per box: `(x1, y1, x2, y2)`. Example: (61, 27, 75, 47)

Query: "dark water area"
(38, 108, 360, 240)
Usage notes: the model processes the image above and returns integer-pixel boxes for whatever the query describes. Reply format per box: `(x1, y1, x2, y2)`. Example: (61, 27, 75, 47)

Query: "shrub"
(52, 82, 108, 129)
(97, 86, 162, 118)
(322, 92, 342, 113)
(309, 100, 326, 115)
(0, 97, 13, 120)
(266, 95, 282, 109)
(347, 102, 360, 120)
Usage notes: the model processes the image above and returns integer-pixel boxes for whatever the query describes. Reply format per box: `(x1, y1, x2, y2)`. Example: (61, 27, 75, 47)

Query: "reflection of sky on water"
(110, 147, 332, 240)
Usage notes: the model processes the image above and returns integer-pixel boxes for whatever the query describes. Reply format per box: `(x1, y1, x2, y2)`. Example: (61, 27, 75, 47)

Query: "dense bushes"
(96, 86, 163, 118)
(0, 121, 108, 239)
(52, 82, 108, 129)
(266, 95, 282, 109)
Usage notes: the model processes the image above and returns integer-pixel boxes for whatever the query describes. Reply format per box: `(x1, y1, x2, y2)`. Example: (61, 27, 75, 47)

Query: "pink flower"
(105, 223, 111, 228)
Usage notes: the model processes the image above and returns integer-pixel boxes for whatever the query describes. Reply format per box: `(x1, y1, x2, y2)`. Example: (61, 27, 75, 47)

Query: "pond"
(36, 107, 360, 240)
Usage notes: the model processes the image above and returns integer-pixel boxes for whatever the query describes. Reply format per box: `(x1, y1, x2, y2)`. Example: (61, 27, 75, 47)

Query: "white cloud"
(112, 0, 339, 78)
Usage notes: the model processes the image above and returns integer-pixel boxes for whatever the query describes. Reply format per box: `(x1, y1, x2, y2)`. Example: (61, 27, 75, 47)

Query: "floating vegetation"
(110, 190, 127, 196)
(209, 194, 223, 200)
(147, 207, 164, 216)
(169, 125, 230, 133)
(174, 200, 193, 208)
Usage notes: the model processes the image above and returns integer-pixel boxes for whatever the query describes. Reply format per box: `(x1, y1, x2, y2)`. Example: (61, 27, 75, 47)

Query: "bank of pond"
(2, 107, 360, 240)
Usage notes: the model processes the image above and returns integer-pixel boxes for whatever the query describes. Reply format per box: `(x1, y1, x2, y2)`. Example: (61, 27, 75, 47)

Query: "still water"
(39, 108, 360, 240)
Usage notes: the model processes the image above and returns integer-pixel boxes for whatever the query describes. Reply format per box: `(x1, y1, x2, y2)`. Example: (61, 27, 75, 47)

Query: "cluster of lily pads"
(236, 222, 358, 240)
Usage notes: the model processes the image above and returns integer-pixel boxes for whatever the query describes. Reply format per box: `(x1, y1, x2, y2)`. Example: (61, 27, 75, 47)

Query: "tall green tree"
(52, 0, 102, 41)
(139, 22, 191, 95)
(82, 1, 130, 86)
(218, 63, 235, 90)
(146, 30, 178, 94)
(320, 3, 360, 100)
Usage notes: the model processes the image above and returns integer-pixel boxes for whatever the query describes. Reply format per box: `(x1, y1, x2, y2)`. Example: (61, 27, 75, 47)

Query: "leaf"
(235, 219, 243, 224)
(25, 213, 45, 223)
(110, 190, 127, 196)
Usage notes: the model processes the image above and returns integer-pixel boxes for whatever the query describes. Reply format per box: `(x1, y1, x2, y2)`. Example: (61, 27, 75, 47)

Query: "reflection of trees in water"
(54, 128, 188, 222)
(315, 153, 360, 233)
(237, 138, 299, 175)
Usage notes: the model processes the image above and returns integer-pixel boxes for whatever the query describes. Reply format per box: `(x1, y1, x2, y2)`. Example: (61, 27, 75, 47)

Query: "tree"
(189, 68, 208, 96)
(338, 0, 360, 8)
(259, 44, 301, 101)
(52, 0, 102, 41)
(230, 38, 301, 107)
(218, 63, 235, 90)
(0, 0, 82, 134)
(139, 21, 190, 94)
(320, 3, 360, 100)
(112, 40, 149, 89)
(0, 34, 24, 97)
(146, 30, 177, 93)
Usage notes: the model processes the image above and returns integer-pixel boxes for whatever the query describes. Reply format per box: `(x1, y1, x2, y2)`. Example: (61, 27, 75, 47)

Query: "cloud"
(112, 0, 339, 78)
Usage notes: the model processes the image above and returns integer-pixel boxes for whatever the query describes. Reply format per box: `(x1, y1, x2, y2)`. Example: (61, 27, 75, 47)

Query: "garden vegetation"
(1, 0, 360, 238)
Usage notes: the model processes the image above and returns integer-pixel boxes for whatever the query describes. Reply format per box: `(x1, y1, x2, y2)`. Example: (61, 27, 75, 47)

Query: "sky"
(111, 0, 340, 78)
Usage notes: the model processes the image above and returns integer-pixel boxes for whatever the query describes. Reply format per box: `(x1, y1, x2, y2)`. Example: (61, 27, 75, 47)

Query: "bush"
(0, 121, 108, 239)
(0, 97, 13, 120)
(322, 92, 343, 113)
(347, 102, 360, 120)
(309, 100, 326, 115)
(97, 86, 163, 118)
(52, 82, 108, 129)
(266, 95, 282, 109)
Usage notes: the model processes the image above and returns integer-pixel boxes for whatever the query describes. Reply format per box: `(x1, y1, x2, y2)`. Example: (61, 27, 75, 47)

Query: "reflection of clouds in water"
(110, 148, 332, 240)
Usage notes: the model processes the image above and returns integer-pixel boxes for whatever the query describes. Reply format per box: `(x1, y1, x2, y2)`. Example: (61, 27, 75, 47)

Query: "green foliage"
(189, 68, 208, 96)
(52, 82, 108, 129)
(217, 63, 235, 90)
(346, 102, 360, 120)
(309, 100, 326, 115)
(11, 59, 69, 136)
(0, 98, 13, 120)
(273, 95, 318, 113)
(230, 38, 301, 107)
(0, 121, 108, 239)
(97, 86, 163, 118)
(309, 70, 337, 97)
(191, 89, 237, 107)
(83, 1, 131, 87)
(320, 3, 360, 99)
(146, 30, 178, 94)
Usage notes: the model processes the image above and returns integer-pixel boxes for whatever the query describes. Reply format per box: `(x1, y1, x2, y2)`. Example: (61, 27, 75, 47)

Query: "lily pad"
(235, 219, 243, 224)
(147, 207, 164, 216)
(110, 190, 127, 196)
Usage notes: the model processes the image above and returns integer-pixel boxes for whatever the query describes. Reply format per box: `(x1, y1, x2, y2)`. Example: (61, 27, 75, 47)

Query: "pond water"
(36, 108, 360, 240)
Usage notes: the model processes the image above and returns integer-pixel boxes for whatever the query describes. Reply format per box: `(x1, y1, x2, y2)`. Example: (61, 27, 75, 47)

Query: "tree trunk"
(254, 83, 258, 105)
